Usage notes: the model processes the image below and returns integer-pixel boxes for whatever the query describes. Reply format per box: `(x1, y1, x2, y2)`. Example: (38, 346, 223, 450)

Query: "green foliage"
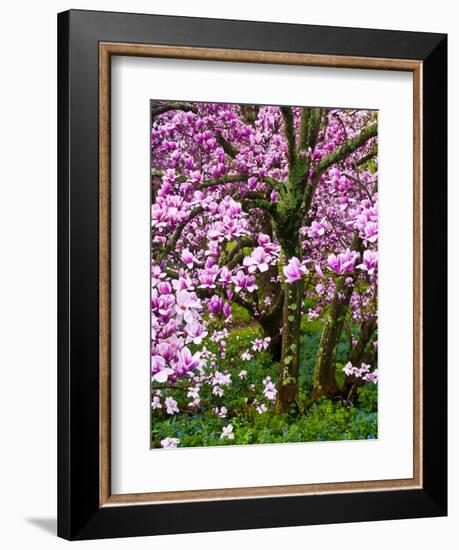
(151, 398, 378, 447)
(356, 382, 378, 413)
(230, 303, 252, 324)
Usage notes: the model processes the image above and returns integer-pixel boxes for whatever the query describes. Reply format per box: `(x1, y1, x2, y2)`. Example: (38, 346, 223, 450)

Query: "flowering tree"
(151, 101, 378, 445)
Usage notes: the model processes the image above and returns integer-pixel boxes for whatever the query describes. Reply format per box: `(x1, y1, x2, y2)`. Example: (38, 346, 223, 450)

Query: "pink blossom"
(283, 257, 308, 283)
(185, 322, 208, 345)
(327, 249, 360, 275)
(243, 246, 272, 273)
(232, 271, 257, 293)
(256, 404, 268, 414)
(223, 302, 232, 319)
(208, 295, 224, 315)
(175, 290, 201, 323)
(151, 396, 162, 409)
(357, 250, 378, 275)
(220, 424, 235, 439)
(198, 266, 220, 289)
(214, 406, 228, 418)
(181, 248, 196, 268)
(263, 376, 277, 401)
(363, 221, 378, 243)
(252, 337, 271, 352)
(177, 347, 202, 373)
(307, 219, 327, 239)
(161, 437, 180, 448)
(165, 397, 179, 415)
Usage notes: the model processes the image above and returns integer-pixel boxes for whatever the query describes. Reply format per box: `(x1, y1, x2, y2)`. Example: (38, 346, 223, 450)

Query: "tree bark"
(311, 277, 353, 400)
(276, 278, 304, 413)
(348, 319, 377, 366)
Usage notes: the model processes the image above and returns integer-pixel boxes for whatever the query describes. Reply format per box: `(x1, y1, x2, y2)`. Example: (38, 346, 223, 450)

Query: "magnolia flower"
(220, 424, 235, 440)
(270, 190, 280, 202)
(172, 274, 195, 292)
(151, 396, 162, 409)
(181, 248, 196, 268)
(152, 367, 174, 384)
(222, 302, 232, 319)
(214, 406, 228, 418)
(283, 257, 308, 283)
(243, 247, 271, 273)
(187, 385, 200, 399)
(165, 397, 179, 415)
(185, 321, 208, 345)
(307, 219, 327, 239)
(232, 271, 257, 293)
(343, 361, 355, 376)
(364, 369, 379, 384)
(177, 347, 201, 373)
(252, 337, 271, 352)
(208, 295, 224, 315)
(263, 376, 277, 401)
(198, 266, 220, 289)
(213, 371, 232, 387)
(218, 266, 232, 285)
(213, 386, 224, 397)
(357, 250, 378, 275)
(158, 281, 172, 295)
(362, 221, 378, 243)
(343, 361, 378, 384)
(161, 437, 180, 448)
(175, 290, 201, 323)
(327, 249, 360, 275)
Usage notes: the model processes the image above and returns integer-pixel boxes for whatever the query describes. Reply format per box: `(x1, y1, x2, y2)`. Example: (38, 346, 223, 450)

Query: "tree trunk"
(348, 319, 377, 366)
(311, 278, 353, 400)
(259, 315, 282, 361)
(344, 319, 377, 401)
(276, 278, 304, 413)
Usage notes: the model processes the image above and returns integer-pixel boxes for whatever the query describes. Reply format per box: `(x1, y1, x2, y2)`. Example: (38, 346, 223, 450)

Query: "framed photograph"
(57, 9, 447, 540)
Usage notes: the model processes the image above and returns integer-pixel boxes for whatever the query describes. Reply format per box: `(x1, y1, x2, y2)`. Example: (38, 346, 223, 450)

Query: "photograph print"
(150, 101, 378, 450)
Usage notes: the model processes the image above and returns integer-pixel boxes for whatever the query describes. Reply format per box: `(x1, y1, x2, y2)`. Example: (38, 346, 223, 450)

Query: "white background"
(0, 0, 456, 548)
(111, 57, 413, 494)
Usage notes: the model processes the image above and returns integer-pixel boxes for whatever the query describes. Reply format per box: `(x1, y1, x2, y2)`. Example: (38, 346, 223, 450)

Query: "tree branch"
(151, 102, 198, 118)
(280, 106, 296, 171)
(299, 108, 311, 151)
(216, 133, 239, 159)
(314, 123, 378, 178)
(356, 147, 378, 166)
(199, 174, 249, 190)
(156, 206, 205, 262)
(299, 107, 322, 152)
(225, 238, 255, 268)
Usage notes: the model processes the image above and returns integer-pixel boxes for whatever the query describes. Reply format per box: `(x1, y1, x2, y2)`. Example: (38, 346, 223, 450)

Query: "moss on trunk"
(276, 278, 304, 413)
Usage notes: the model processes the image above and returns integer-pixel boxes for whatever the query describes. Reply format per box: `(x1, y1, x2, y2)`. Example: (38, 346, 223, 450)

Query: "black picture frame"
(58, 9, 447, 540)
